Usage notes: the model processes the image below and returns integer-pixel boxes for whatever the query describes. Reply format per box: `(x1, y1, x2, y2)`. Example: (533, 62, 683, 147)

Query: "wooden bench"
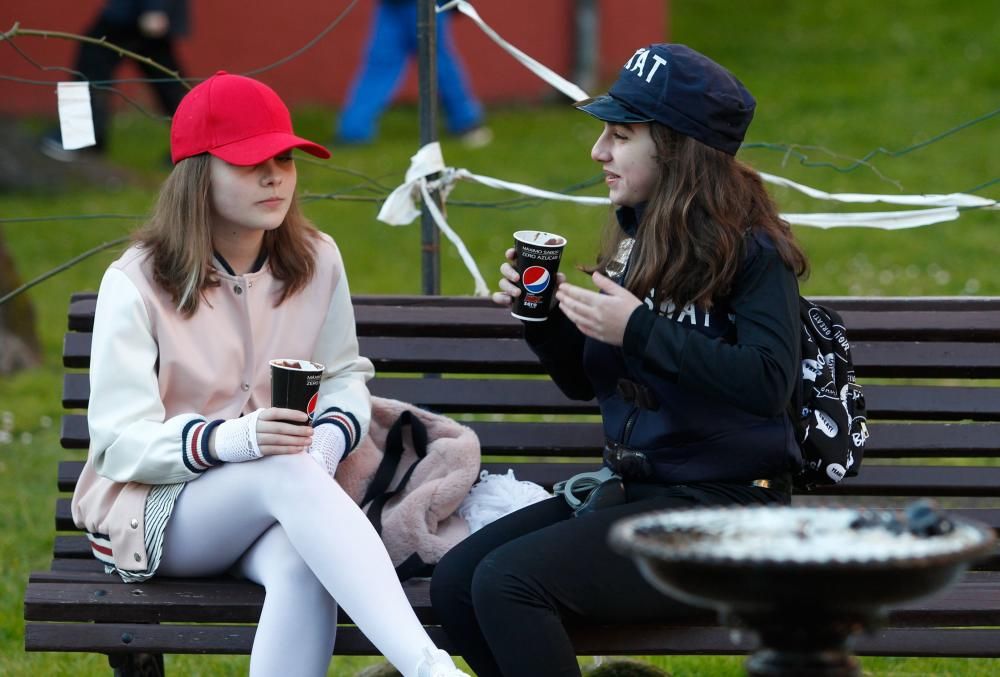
(24, 293, 1000, 674)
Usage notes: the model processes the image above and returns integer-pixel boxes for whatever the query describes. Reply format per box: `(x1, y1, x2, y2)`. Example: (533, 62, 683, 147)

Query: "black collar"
(213, 248, 269, 276)
(615, 202, 647, 237)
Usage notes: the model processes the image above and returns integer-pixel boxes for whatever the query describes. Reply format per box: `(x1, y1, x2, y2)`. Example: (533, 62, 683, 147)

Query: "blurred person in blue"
(40, 0, 190, 161)
(430, 43, 809, 676)
(336, 0, 491, 147)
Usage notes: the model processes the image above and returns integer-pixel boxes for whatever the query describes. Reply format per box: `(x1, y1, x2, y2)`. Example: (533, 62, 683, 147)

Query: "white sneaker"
(415, 647, 469, 677)
(458, 126, 493, 149)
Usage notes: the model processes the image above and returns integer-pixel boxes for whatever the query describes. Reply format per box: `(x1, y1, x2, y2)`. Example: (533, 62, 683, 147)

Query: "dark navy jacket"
(525, 206, 802, 484)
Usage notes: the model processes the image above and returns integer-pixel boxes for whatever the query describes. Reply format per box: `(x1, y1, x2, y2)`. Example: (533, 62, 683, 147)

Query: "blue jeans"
(337, 1, 483, 142)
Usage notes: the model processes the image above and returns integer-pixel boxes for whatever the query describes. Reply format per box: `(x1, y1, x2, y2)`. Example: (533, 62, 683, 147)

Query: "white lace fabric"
(308, 423, 347, 476)
(213, 409, 263, 462)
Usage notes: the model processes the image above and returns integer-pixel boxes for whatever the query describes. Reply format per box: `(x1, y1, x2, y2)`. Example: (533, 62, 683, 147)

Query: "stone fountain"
(610, 501, 995, 677)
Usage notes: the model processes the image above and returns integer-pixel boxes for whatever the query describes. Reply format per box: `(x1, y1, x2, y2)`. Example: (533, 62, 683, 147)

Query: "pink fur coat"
(335, 397, 482, 569)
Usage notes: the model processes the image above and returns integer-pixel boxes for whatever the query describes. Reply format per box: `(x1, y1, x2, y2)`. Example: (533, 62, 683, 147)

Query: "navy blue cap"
(575, 44, 756, 156)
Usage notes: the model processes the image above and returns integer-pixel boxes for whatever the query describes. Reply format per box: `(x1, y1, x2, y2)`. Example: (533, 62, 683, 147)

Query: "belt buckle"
(752, 479, 772, 489)
(604, 442, 652, 480)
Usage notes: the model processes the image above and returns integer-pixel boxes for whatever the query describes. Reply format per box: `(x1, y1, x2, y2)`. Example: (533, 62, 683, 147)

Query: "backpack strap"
(360, 411, 429, 535)
(395, 552, 436, 581)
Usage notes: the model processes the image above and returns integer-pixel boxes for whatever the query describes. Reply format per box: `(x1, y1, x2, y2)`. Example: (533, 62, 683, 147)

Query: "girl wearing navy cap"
(71, 72, 467, 677)
(431, 44, 808, 676)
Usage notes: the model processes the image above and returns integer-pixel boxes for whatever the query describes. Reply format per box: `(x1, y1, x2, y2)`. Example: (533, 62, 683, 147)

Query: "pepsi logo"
(307, 392, 318, 419)
(522, 266, 550, 294)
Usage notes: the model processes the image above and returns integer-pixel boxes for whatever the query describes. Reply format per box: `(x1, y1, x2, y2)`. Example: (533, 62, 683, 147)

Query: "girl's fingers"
(500, 261, 520, 282)
(257, 432, 311, 448)
(499, 278, 521, 297)
(259, 407, 309, 425)
(258, 444, 309, 457)
(257, 429, 311, 443)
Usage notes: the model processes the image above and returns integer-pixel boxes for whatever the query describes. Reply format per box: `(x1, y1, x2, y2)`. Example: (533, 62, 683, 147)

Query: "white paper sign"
(56, 81, 96, 150)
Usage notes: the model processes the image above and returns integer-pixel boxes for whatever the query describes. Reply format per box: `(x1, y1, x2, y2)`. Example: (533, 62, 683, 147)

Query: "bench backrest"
(57, 294, 1000, 569)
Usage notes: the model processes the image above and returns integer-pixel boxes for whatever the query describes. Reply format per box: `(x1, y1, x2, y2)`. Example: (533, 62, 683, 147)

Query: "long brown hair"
(133, 154, 322, 316)
(594, 123, 808, 308)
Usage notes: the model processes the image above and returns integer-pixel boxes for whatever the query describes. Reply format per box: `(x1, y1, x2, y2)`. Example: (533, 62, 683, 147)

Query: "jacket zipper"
(621, 406, 639, 445)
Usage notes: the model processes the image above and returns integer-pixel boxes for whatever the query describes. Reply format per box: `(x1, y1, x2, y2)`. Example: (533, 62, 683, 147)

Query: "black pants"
(430, 481, 788, 677)
(73, 17, 186, 150)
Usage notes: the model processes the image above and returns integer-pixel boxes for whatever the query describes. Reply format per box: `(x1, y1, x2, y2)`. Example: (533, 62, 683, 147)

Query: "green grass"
(2, 0, 999, 674)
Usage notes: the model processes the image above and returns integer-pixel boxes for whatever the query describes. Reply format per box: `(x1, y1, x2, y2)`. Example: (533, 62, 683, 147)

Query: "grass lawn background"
(2, 0, 998, 674)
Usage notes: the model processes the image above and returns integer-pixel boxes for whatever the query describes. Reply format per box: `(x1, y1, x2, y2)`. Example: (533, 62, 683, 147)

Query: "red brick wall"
(0, 1, 666, 115)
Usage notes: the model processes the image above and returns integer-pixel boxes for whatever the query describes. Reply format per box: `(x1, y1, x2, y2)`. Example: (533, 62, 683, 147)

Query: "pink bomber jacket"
(71, 232, 374, 572)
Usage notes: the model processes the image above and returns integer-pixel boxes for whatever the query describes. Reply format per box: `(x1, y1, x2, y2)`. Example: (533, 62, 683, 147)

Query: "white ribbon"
(377, 143, 489, 296)
(438, 0, 591, 102)
(448, 168, 610, 205)
(377, 143, 984, 292)
(760, 172, 998, 210)
(781, 206, 960, 230)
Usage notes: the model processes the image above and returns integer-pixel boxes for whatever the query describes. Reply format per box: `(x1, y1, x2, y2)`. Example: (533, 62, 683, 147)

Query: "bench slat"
(63, 330, 1000, 377)
(24, 621, 1000, 658)
(56, 417, 1000, 459)
(52, 458, 1000, 502)
(60, 372, 1000, 421)
(23, 572, 1000, 626)
(68, 295, 1000, 339)
(50, 495, 1000, 537)
(25, 622, 455, 656)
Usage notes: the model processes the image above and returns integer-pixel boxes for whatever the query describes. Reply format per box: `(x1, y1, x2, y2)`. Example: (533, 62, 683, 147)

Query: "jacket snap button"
(234, 285, 243, 295)
(130, 519, 139, 529)
(241, 383, 250, 392)
(134, 552, 142, 562)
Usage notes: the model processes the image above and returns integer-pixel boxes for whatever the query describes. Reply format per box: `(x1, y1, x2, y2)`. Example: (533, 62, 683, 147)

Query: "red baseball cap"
(170, 71, 331, 166)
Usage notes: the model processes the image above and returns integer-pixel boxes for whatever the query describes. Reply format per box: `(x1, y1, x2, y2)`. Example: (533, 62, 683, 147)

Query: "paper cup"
(511, 230, 567, 321)
(269, 359, 324, 423)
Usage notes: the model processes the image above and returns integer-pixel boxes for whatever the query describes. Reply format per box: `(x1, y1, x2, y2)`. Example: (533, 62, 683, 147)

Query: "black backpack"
(790, 298, 869, 489)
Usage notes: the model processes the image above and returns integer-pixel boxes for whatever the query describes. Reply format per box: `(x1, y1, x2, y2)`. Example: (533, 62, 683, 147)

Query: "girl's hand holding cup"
(493, 238, 567, 316)
(209, 408, 313, 463)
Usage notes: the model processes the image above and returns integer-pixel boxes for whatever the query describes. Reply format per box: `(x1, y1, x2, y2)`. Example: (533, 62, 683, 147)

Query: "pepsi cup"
(511, 230, 567, 322)
(269, 359, 324, 424)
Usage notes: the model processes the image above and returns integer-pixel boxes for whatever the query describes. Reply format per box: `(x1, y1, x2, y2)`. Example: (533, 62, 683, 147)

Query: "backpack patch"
(791, 298, 869, 489)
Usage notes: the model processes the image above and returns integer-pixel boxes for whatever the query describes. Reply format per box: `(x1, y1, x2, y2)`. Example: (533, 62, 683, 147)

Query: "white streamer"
(377, 142, 489, 296)
(781, 207, 960, 230)
(418, 180, 490, 296)
(447, 168, 610, 206)
(438, 0, 591, 102)
(378, 143, 982, 291)
(759, 172, 998, 210)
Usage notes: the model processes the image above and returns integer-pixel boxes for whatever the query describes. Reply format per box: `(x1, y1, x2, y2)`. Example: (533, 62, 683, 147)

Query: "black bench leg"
(108, 653, 165, 677)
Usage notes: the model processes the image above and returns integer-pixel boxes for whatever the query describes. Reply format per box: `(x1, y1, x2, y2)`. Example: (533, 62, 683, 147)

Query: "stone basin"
(610, 504, 995, 676)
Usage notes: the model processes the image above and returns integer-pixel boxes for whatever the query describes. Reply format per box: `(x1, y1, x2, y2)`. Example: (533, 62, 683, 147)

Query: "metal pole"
(417, 0, 441, 295)
(573, 0, 598, 94)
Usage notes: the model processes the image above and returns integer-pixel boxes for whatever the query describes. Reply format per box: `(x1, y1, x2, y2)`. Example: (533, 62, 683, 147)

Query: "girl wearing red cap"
(71, 72, 467, 677)
(431, 44, 809, 676)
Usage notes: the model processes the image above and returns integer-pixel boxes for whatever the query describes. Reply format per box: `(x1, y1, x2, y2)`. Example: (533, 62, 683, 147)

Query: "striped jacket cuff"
(314, 407, 362, 454)
(182, 419, 224, 473)
(86, 532, 115, 567)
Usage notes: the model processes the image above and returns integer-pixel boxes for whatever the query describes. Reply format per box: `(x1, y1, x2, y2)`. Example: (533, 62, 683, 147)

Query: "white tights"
(158, 453, 442, 677)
